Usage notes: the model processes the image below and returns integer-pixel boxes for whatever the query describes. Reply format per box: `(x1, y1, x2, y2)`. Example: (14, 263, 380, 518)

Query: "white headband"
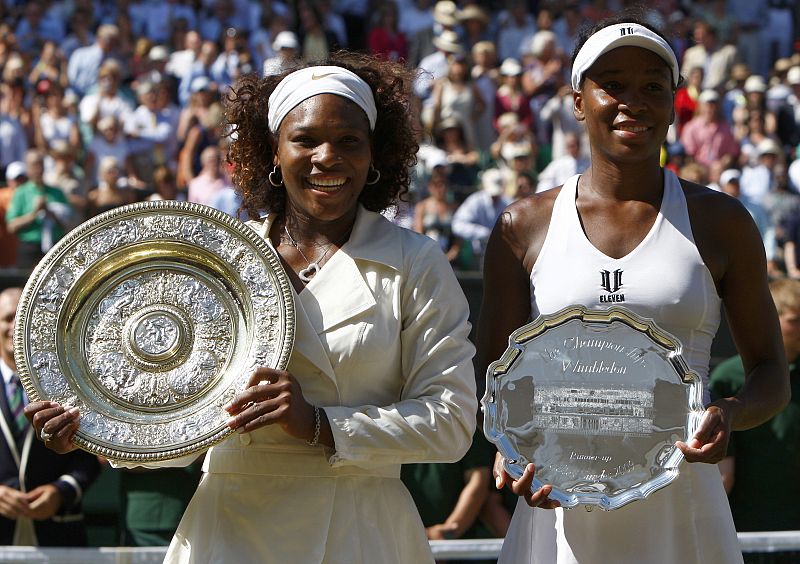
(571, 23, 679, 91)
(267, 66, 377, 133)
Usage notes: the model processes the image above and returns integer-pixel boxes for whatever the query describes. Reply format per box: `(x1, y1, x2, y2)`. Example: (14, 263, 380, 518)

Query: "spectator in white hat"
(408, 0, 459, 67)
(494, 58, 532, 133)
(741, 138, 784, 204)
(0, 161, 25, 266)
(262, 31, 300, 77)
(414, 29, 464, 101)
(452, 168, 512, 267)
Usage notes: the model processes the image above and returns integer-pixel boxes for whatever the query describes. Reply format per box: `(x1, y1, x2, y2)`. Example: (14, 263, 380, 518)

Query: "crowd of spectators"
(0, 0, 799, 554)
(0, 0, 797, 275)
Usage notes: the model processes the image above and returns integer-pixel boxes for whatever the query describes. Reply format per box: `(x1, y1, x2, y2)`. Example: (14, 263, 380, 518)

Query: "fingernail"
(61, 405, 73, 411)
(495, 476, 502, 489)
(67, 407, 79, 416)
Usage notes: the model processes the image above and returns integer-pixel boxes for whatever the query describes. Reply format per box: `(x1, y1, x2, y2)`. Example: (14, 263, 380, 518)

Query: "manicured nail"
(495, 476, 502, 489)
(67, 407, 79, 416)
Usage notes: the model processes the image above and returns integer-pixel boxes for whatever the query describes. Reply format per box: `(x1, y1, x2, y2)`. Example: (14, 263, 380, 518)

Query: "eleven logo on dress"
(599, 269, 625, 303)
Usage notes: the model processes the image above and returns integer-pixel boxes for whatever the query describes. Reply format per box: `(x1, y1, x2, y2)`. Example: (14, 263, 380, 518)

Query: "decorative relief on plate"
(15, 201, 294, 461)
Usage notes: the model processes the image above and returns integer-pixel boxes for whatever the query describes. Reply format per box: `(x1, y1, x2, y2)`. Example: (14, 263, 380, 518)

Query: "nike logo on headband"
(311, 72, 337, 80)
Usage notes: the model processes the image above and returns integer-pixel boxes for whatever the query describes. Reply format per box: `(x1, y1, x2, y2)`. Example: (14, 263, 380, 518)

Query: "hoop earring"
(268, 165, 283, 187)
(366, 164, 381, 185)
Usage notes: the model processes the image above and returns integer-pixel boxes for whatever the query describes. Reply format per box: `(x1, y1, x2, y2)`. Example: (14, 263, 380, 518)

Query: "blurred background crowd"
(0, 0, 799, 559)
(2, 0, 800, 276)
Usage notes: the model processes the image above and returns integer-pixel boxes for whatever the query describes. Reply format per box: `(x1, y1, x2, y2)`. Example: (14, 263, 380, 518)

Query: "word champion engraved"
(564, 336, 626, 353)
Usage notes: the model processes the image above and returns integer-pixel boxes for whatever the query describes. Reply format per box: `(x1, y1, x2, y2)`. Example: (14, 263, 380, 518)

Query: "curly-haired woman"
(26, 52, 477, 563)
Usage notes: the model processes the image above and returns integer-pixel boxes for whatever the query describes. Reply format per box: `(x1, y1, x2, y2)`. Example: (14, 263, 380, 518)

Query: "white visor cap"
(571, 23, 679, 91)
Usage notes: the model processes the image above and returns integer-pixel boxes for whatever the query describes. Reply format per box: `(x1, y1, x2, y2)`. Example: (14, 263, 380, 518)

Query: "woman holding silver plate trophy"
(479, 14, 790, 564)
(23, 53, 478, 563)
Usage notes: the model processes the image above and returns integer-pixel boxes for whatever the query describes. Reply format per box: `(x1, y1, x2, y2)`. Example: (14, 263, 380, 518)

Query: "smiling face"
(574, 46, 674, 165)
(274, 94, 372, 223)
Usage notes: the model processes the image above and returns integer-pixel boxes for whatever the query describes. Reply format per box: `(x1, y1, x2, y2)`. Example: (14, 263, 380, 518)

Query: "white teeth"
(308, 177, 346, 188)
(617, 125, 648, 133)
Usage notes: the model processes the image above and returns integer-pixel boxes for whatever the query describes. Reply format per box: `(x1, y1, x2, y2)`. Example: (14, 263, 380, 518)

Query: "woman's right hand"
(23, 402, 80, 454)
(493, 452, 560, 509)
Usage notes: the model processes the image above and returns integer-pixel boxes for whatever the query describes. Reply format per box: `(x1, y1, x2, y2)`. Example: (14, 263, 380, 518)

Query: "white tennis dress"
(499, 170, 743, 563)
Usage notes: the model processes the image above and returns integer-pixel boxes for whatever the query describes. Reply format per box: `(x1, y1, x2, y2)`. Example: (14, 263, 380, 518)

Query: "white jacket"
(165, 206, 477, 564)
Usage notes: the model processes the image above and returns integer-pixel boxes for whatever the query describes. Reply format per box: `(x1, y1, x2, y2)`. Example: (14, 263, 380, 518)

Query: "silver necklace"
(284, 226, 335, 283)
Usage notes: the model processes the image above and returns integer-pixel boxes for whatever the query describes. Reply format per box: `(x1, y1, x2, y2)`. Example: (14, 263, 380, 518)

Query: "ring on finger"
(40, 428, 53, 442)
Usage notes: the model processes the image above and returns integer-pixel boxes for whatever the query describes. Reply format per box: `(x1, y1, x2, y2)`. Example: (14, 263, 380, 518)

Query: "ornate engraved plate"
(15, 201, 294, 461)
(482, 306, 705, 510)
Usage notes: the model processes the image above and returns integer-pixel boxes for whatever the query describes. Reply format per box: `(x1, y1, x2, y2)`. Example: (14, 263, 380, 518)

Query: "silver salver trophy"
(14, 201, 295, 462)
(482, 306, 706, 510)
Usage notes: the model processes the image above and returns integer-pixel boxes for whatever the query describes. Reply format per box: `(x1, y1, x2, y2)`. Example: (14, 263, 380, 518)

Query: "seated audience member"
(414, 169, 461, 265)
(680, 20, 737, 91)
(401, 429, 494, 550)
(87, 156, 136, 218)
(5, 150, 73, 269)
(719, 168, 775, 261)
(262, 32, 300, 77)
(85, 116, 135, 187)
(0, 162, 25, 267)
(452, 168, 512, 269)
(0, 288, 100, 546)
(710, 279, 800, 553)
(499, 141, 536, 198)
(740, 138, 783, 204)
(433, 118, 480, 197)
(680, 89, 739, 170)
(513, 171, 535, 200)
(43, 141, 87, 223)
(187, 146, 231, 207)
(535, 132, 588, 193)
(147, 167, 186, 203)
(118, 462, 203, 546)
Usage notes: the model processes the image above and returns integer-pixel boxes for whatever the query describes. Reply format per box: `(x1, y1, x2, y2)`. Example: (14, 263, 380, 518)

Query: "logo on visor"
(311, 72, 337, 80)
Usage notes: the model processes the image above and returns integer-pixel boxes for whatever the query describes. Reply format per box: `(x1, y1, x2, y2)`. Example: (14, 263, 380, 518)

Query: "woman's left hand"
(675, 402, 732, 464)
(225, 368, 316, 441)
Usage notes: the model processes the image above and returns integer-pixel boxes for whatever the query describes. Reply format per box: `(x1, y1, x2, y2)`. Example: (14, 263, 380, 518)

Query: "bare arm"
(681, 186, 790, 463)
(7, 196, 46, 233)
(785, 241, 800, 279)
(718, 456, 735, 494)
(478, 194, 561, 508)
(438, 467, 491, 538)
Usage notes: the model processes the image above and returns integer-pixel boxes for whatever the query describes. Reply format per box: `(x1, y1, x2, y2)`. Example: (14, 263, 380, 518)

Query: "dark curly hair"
(570, 10, 682, 90)
(225, 51, 420, 219)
